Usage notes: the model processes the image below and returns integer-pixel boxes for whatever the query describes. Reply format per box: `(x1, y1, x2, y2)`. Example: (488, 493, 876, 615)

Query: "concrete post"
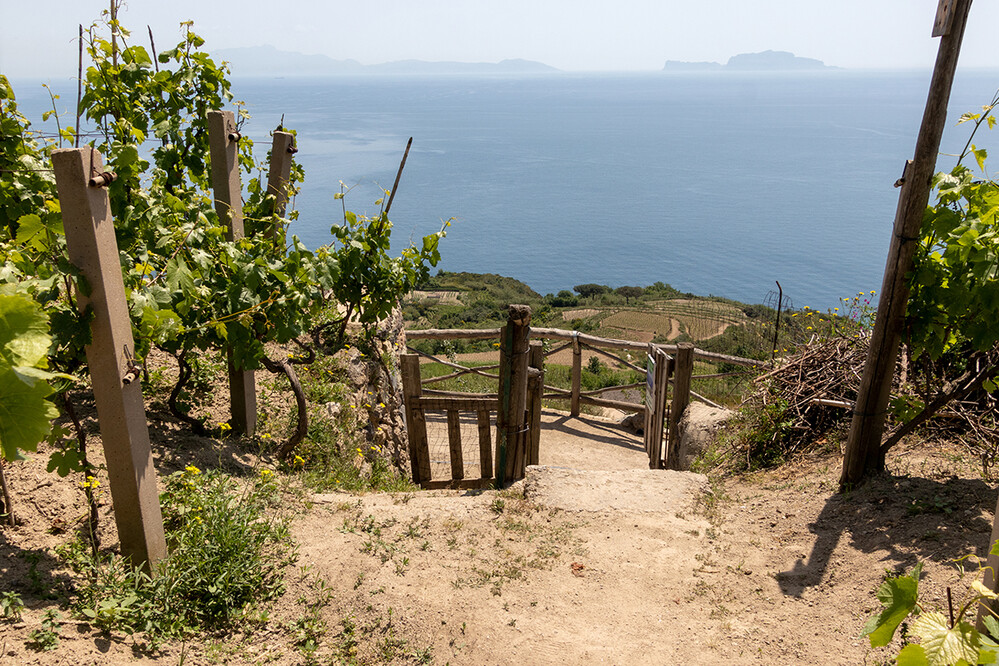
(52, 146, 166, 570)
(207, 110, 256, 436)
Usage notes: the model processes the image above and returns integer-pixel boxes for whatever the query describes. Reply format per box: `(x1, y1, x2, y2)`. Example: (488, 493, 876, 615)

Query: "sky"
(2, 0, 999, 78)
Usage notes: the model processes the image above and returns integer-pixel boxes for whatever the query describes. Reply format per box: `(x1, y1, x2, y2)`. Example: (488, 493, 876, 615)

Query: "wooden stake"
(570, 332, 582, 417)
(52, 146, 166, 570)
(841, 0, 973, 488)
(400, 354, 431, 485)
(497, 305, 531, 484)
(665, 342, 694, 470)
(447, 410, 464, 481)
(265, 130, 296, 242)
(207, 110, 256, 436)
(527, 341, 544, 467)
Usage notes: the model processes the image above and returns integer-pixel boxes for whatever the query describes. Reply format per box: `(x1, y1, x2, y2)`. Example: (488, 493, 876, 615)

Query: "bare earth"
(1, 410, 996, 665)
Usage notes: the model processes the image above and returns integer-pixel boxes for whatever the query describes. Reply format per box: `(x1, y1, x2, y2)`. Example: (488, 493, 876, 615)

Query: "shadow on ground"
(777, 473, 997, 597)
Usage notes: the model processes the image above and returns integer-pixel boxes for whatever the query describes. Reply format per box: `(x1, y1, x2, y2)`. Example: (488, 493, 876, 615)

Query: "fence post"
(665, 342, 694, 470)
(497, 305, 532, 484)
(527, 341, 544, 467)
(265, 130, 296, 243)
(400, 354, 431, 485)
(52, 146, 167, 570)
(207, 109, 256, 436)
(645, 346, 671, 469)
(570, 332, 581, 417)
(842, 0, 972, 488)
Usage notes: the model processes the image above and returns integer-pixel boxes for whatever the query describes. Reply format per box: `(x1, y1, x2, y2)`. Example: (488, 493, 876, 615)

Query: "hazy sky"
(2, 1, 998, 78)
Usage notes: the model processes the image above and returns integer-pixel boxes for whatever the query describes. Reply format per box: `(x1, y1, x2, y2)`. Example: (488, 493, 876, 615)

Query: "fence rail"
(406, 326, 761, 417)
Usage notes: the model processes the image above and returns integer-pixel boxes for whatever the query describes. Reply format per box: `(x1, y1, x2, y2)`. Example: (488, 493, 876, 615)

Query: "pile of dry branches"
(752, 336, 879, 439)
(745, 335, 999, 466)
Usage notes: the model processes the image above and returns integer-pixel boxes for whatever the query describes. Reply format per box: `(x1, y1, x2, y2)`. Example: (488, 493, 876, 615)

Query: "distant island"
(216, 45, 558, 76)
(663, 50, 835, 72)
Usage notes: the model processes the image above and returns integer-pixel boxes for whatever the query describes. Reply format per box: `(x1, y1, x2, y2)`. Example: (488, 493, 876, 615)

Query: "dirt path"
(2, 411, 995, 665)
(284, 413, 996, 665)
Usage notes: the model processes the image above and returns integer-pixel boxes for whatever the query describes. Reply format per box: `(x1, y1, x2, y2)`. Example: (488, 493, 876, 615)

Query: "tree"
(573, 283, 610, 299)
(615, 286, 644, 304)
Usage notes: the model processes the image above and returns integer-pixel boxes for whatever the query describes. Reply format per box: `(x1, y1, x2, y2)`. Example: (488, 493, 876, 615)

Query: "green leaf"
(864, 563, 922, 647)
(0, 293, 51, 368)
(14, 214, 46, 251)
(897, 643, 929, 666)
(46, 448, 84, 477)
(971, 145, 988, 173)
(0, 367, 58, 460)
(910, 611, 979, 666)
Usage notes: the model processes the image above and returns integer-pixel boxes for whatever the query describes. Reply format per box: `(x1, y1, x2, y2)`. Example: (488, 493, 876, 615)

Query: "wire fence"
(423, 411, 495, 482)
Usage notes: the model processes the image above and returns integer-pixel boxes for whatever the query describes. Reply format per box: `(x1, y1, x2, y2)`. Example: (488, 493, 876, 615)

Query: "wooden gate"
(644, 346, 672, 469)
(400, 307, 543, 489)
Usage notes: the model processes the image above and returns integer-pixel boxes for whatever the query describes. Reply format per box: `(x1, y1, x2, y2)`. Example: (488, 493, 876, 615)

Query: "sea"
(12, 69, 999, 311)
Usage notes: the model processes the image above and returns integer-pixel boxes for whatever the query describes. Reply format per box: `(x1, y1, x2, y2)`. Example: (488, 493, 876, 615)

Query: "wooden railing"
(406, 326, 760, 418)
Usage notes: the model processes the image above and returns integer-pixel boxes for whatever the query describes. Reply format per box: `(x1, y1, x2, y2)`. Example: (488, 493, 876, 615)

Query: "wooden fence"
(406, 323, 760, 470)
(401, 307, 544, 488)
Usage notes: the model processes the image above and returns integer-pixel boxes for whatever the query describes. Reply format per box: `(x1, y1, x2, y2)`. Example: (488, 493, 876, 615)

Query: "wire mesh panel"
(424, 410, 497, 483)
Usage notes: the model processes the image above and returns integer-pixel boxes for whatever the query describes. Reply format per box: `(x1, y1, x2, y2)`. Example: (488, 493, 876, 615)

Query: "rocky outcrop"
(677, 402, 735, 469)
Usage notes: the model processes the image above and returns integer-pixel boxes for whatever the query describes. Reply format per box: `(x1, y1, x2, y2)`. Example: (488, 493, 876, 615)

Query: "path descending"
(295, 409, 903, 665)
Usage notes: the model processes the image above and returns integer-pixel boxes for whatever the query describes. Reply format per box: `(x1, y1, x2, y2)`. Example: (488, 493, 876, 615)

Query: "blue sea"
(14, 70, 999, 310)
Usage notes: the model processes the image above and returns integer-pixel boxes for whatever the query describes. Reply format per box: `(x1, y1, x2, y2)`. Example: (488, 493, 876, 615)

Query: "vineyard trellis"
(1, 12, 449, 566)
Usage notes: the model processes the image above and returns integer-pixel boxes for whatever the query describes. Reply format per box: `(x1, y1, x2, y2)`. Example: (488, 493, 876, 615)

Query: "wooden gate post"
(497, 305, 532, 484)
(645, 346, 671, 469)
(265, 130, 296, 242)
(527, 341, 544, 467)
(665, 342, 694, 470)
(841, 0, 972, 487)
(52, 147, 167, 569)
(208, 110, 256, 436)
(400, 354, 431, 485)
(570, 332, 582, 417)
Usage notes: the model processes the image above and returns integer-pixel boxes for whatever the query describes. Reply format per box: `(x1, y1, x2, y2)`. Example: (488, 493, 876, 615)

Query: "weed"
(59, 466, 295, 642)
(27, 610, 60, 652)
(0, 591, 24, 621)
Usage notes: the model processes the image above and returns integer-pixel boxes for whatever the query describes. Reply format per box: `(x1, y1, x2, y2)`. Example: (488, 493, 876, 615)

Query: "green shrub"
(61, 466, 294, 642)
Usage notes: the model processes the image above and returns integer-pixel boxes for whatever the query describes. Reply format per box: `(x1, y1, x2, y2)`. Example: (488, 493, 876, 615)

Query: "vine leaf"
(0, 295, 73, 461)
(0, 367, 59, 460)
(896, 643, 929, 666)
(909, 611, 979, 666)
(863, 562, 922, 647)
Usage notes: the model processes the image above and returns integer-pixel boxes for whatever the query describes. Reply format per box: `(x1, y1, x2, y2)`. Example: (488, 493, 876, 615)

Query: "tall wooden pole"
(665, 342, 693, 470)
(496, 305, 531, 485)
(208, 110, 256, 436)
(840, 0, 973, 489)
(53, 146, 166, 570)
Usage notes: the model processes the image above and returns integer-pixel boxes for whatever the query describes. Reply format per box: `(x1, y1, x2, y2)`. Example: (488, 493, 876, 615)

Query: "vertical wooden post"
(497, 305, 531, 484)
(527, 341, 544, 467)
(265, 130, 296, 243)
(645, 347, 671, 469)
(570, 332, 582, 417)
(841, 0, 973, 488)
(665, 342, 694, 470)
(400, 354, 431, 485)
(477, 410, 493, 480)
(207, 109, 256, 436)
(52, 146, 166, 569)
(446, 410, 464, 481)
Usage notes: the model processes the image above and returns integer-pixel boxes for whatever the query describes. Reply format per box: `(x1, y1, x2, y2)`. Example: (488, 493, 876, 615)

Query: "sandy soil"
(1, 409, 996, 665)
